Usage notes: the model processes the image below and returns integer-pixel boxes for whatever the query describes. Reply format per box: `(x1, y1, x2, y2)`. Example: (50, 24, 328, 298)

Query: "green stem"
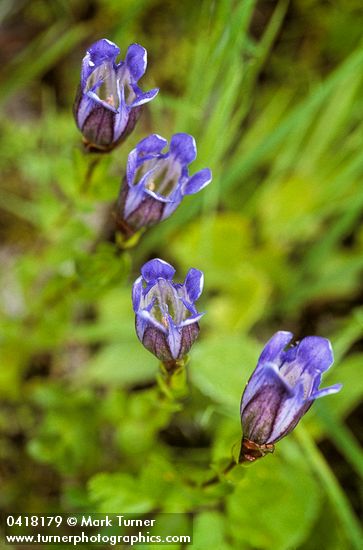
(201, 460, 237, 488)
(115, 227, 145, 250)
(295, 427, 363, 550)
(81, 155, 101, 193)
(157, 358, 189, 401)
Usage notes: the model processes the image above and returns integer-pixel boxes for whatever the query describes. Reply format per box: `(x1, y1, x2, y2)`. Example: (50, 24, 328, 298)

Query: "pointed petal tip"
(310, 383, 342, 401)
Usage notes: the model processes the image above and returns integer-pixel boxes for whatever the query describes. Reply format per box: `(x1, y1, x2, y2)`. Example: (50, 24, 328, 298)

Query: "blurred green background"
(1, 0, 363, 548)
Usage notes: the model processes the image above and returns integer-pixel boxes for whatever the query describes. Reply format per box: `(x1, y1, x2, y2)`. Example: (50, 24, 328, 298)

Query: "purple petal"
(295, 336, 334, 375)
(143, 186, 173, 203)
(309, 383, 342, 401)
(266, 382, 306, 444)
(112, 96, 130, 141)
(170, 133, 197, 165)
(258, 331, 294, 367)
(136, 134, 167, 155)
(81, 104, 115, 147)
(123, 193, 165, 230)
(131, 88, 159, 107)
(167, 317, 182, 360)
(180, 312, 204, 327)
(138, 310, 167, 334)
(74, 94, 96, 130)
(141, 258, 176, 283)
(132, 276, 143, 313)
(142, 324, 172, 362)
(126, 148, 138, 186)
(241, 366, 293, 445)
(179, 323, 200, 358)
(81, 39, 120, 88)
(184, 268, 204, 302)
(125, 43, 147, 81)
(88, 38, 120, 64)
(183, 168, 212, 195)
(241, 362, 293, 416)
(161, 194, 182, 221)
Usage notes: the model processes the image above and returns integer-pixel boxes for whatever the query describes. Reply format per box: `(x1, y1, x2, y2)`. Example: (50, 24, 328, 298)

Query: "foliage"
(1, 1, 363, 548)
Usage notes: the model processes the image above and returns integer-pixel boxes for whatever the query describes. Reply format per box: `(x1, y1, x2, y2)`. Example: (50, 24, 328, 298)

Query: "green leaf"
(89, 473, 154, 513)
(193, 511, 232, 550)
(190, 334, 260, 412)
(226, 444, 321, 549)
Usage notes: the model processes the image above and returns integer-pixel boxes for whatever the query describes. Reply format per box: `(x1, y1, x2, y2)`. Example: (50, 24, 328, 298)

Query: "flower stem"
(201, 460, 237, 488)
(81, 155, 100, 193)
(115, 226, 145, 250)
(157, 358, 189, 401)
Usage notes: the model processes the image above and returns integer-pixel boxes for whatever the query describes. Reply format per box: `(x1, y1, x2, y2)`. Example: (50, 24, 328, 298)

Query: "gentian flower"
(116, 133, 212, 236)
(132, 258, 204, 367)
(239, 331, 342, 462)
(73, 39, 158, 152)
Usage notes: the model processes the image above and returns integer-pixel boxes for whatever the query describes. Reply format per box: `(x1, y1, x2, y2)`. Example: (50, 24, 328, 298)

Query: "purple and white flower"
(116, 133, 212, 236)
(73, 39, 158, 151)
(132, 259, 204, 366)
(240, 331, 342, 461)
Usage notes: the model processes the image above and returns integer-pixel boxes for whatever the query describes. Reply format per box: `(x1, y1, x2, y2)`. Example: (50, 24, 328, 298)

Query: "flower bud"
(240, 331, 342, 462)
(116, 133, 212, 236)
(73, 39, 158, 152)
(132, 258, 204, 367)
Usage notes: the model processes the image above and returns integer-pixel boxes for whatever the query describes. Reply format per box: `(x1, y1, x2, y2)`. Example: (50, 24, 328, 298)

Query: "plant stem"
(201, 460, 237, 488)
(81, 155, 100, 192)
(157, 359, 189, 401)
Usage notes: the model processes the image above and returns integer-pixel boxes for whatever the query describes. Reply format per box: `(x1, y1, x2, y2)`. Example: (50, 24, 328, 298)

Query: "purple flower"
(73, 39, 158, 152)
(116, 133, 212, 236)
(240, 331, 342, 462)
(132, 258, 204, 366)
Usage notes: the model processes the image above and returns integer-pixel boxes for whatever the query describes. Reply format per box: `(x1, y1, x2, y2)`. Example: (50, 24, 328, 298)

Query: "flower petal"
(161, 194, 182, 220)
(141, 258, 176, 283)
(184, 268, 204, 302)
(170, 133, 197, 164)
(266, 382, 306, 444)
(241, 362, 293, 415)
(143, 187, 173, 203)
(183, 168, 212, 195)
(138, 309, 167, 334)
(180, 312, 204, 327)
(125, 43, 147, 81)
(258, 331, 294, 367)
(126, 148, 138, 186)
(142, 325, 171, 361)
(167, 317, 182, 359)
(295, 336, 334, 374)
(179, 322, 200, 358)
(308, 383, 342, 401)
(131, 88, 159, 107)
(132, 276, 143, 313)
(81, 39, 120, 88)
(241, 365, 293, 445)
(123, 193, 165, 228)
(81, 104, 115, 147)
(136, 134, 167, 155)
